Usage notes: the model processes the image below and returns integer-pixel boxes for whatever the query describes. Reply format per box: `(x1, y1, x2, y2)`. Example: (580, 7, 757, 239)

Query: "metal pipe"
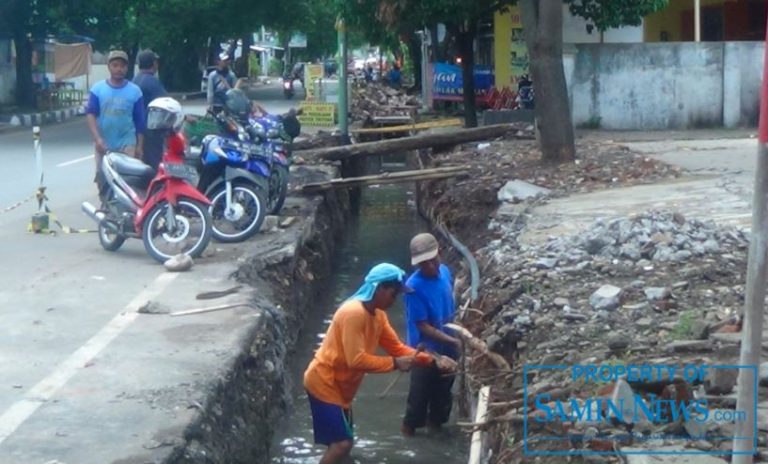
(732, 14, 768, 464)
(694, 0, 701, 42)
(337, 17, 349, 143)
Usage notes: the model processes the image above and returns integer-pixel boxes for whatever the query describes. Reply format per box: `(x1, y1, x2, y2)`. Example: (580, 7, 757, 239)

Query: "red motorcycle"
(81, 98, 213, 263)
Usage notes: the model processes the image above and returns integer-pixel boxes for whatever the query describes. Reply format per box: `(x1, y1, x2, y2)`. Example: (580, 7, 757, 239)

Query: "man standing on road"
(401, 232, 461, 437)
(304, 263, 444, 464)
(85, 50, 145, 198)
(206, 52, 241, 110)
(133, 49, 167, 170)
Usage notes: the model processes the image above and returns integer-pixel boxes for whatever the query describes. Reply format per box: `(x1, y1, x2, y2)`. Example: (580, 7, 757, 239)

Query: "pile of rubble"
(470, 206, 765, 461)
(414, 133, 767, 461)
(350, 83, 419, 122)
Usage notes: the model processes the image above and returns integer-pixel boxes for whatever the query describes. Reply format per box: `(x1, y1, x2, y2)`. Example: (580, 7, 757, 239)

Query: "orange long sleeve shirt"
(303, 299, 431, 408)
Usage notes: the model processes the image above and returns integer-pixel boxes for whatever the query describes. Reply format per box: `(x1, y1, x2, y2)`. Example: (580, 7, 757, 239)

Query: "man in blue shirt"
(133, 49, 167, 169)
(401, 232, 461, 437)
(85, 50, 145, 197)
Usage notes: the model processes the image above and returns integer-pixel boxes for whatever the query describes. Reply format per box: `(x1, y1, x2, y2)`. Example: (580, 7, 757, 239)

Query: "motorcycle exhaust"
(81, 201, 106, 224)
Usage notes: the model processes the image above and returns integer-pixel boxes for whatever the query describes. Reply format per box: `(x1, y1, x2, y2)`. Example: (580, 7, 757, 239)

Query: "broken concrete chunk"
(164, 254, 193, 272)
(665, 340, 713, 353)
(497, 180, 551, 203)
(589, 284, 622, 311)
(704, 367, 738, 395)
(644, 287, 670, 301)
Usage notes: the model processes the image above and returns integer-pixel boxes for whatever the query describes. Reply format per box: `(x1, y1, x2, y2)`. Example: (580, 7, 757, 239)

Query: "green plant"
(269, 58, 284, 77)
(670, 310, 695, 340)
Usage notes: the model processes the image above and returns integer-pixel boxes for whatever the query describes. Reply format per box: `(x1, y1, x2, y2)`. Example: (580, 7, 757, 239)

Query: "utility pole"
(732, 14, 768, 464)
(418, 28, 430, 112)
(336, 17, 349, 143)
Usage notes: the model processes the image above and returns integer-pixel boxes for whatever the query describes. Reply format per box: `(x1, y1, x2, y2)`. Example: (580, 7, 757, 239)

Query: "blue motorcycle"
(248, 113, 296, 215)
(196, 114, 269, 243)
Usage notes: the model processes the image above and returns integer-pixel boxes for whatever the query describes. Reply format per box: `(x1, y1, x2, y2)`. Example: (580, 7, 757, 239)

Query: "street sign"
(298, 102, 336, 127)
(304, 64, 324, 101)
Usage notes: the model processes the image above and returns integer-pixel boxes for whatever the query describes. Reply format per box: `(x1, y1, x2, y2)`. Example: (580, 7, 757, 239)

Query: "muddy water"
(270, 184, 469, 463)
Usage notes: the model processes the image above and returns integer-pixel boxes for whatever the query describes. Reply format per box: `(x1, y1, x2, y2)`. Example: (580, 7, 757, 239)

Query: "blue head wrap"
(348, 263, 413, 302)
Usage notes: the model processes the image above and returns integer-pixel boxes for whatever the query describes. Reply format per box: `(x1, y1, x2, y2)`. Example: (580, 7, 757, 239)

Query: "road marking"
(0, 272, 178, 445)
(57, 154, 93, 167)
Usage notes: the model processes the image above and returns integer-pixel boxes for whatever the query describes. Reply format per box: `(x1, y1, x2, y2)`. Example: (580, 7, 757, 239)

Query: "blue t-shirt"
(86, 79, 145, 151)
(404, 264, 456, 357)
(133, 71, 167, 112)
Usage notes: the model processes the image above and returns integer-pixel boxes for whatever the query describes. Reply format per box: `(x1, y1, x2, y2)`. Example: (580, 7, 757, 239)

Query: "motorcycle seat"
(107, 152, 155, 178)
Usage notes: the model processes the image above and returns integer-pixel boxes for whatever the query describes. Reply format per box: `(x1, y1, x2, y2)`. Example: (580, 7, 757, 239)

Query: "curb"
(0, 106, 84, 129)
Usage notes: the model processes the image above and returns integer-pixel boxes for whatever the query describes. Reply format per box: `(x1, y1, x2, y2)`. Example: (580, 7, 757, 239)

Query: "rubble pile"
(350, 83, 419, 122)
(416, 137, 767, 461)
(469, 208, 763, 460)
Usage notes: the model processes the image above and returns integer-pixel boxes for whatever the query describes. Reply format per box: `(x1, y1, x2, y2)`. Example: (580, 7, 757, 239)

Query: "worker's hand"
(394, 356, 415, 372)
(414, 352, 433, 368)
(435, 355, 458, 374)
(94, 138, 107, 156)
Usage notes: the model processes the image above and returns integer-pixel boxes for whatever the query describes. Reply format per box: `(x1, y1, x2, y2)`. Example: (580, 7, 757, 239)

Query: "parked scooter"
(81, 98, 212, 263)
(194, 109, 269, 243)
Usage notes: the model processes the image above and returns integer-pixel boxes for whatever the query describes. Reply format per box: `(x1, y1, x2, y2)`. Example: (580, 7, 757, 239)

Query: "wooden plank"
(469, 386, 491, 464)
(295, 124, 520, 162)
(350, 118, 463, 135)
(301, 166, 465, 194)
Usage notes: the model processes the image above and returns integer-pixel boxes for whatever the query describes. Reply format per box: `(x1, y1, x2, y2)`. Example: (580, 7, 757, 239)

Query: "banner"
(304, 64, 324, 101)
(431, 63, 494, 103)
(54, 43, 91, 80)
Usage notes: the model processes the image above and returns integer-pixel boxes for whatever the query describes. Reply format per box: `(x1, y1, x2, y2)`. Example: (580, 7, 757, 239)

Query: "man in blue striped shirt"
(85, 50, 145, 197)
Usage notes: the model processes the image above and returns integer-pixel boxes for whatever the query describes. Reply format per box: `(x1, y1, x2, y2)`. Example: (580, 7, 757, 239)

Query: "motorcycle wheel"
(98, 221, 125, 252)
(142, 198, 212, 264)
(209, 182, 267, 243)
(268, 165, 289, 215)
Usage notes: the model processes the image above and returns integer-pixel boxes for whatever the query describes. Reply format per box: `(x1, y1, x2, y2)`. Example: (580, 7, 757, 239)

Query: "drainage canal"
(270, 183, 469, 463)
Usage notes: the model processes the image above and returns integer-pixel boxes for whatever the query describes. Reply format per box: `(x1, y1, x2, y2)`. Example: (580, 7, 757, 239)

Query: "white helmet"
(147, 97, 184, 132)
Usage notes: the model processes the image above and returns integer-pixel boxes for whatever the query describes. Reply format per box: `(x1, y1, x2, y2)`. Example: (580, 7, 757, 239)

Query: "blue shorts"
(307, 391, 354, 446)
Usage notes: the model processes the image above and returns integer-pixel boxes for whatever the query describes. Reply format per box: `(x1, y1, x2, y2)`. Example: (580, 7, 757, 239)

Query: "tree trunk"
(296, 123, 519, 161)
(12, 33, 35, 109)
(126, 42, 139, 80)
(457, 22, 478, 128)
(239, 33, 253, 78)
(405, 32, 422, 92)
(519, 0, 575, 164)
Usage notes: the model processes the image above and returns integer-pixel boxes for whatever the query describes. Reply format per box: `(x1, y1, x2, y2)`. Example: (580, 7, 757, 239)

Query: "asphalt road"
(0, 80, 324, 462)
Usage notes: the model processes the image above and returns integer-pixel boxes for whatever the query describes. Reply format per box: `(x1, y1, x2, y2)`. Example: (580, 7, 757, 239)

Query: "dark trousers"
(403, 363, 454, 428)
(142, 129, 165, 170)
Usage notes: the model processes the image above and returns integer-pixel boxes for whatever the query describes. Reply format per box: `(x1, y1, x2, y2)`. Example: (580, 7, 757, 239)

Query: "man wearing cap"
(133, 49, 168, 170)
(401, 232, 461, 437)
(206, 52, 241, 110)
(85, 50, 145, 198)
(303, 263, 440, 463)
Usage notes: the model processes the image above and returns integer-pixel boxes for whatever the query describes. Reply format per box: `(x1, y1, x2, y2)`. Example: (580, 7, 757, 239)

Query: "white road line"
(0, 272, 178, 444)
(57, 154, 93, 167)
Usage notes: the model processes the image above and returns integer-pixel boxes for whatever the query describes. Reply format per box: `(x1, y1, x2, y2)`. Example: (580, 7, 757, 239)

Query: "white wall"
(562, 4, 644, 44)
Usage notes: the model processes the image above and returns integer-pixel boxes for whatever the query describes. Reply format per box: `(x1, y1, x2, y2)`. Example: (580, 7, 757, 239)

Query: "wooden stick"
(350, 118, 463, 134)
(169, 303, 250, 317)
(301, 166, 466, 194)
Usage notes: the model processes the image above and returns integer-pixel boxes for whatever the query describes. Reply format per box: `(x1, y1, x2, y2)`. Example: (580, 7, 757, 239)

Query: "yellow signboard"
(304, 64, 325, 101)
(298, 102, 336, 127)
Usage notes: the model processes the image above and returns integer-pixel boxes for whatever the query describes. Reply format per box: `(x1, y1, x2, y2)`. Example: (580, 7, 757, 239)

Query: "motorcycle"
(248, 110, 301, 215)
(193, 110, 269, 243)
(282, 76, 295, 99)
(81, 131, 213, 264)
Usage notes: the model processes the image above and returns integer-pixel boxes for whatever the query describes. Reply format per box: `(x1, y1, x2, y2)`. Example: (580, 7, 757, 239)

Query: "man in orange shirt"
(304, 262, 436, 464)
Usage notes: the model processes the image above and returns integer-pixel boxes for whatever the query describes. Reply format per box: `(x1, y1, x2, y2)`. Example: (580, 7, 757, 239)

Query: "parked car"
(200, 66, 217, 93)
